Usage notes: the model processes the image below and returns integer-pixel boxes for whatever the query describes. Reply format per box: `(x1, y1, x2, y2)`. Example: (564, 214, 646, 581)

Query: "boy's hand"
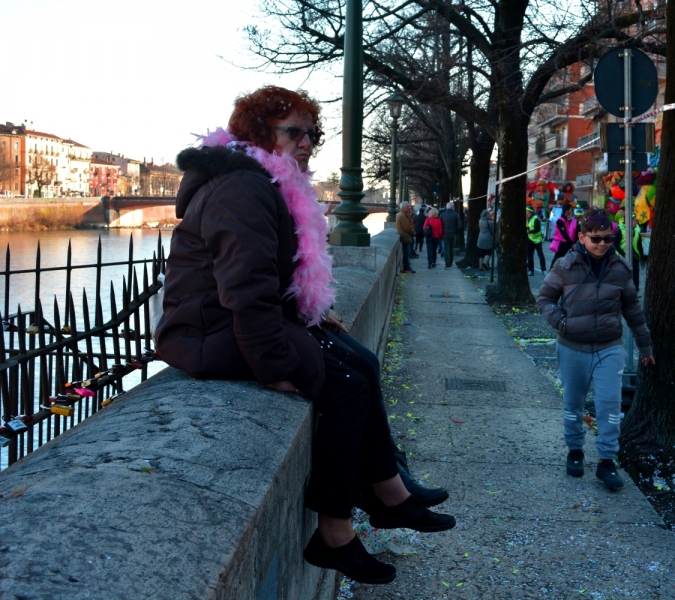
(641, 355, 656, 367)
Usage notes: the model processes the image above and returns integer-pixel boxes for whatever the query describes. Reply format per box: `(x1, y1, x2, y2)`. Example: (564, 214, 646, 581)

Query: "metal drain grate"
(446, 379, 507, 392)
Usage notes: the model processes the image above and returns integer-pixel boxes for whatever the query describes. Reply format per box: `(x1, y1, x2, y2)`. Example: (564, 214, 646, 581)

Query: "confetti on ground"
(354, 523, 421, 555)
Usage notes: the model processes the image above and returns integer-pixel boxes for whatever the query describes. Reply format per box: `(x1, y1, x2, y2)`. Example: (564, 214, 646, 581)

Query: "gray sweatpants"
(556, 343, 627, 459)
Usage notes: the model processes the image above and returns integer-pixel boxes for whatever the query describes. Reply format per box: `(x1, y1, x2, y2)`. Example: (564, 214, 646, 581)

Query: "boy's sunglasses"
(275, 126, 322, 146)
(587, 234, 615, 244)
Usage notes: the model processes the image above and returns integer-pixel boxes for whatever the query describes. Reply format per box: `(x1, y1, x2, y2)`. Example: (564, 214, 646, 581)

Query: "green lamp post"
(329, 0, 370, 247)
(398, 145, 405, 204)
(386, 94, 404, 222)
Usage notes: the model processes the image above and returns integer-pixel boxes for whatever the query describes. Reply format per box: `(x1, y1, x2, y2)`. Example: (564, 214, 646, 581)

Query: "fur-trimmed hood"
(175, 146, 271, 218)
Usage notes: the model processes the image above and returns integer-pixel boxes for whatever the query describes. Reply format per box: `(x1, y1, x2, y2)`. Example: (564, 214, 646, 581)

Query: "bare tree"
(245, 0, 664, 301)
(27, 153, 56, 198)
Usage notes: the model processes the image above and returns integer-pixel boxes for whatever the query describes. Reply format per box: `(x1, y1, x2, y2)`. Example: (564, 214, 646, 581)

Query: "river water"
(0, 212, 386, 320)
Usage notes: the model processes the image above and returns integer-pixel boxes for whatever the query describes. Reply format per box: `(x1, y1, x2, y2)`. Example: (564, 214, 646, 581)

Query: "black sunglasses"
(275, 126, 322, 146)
(587, 234, 615, 244)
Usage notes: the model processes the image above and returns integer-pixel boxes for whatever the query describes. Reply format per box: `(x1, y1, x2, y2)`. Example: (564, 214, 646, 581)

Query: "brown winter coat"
(155, 146, 325, 397)
(536, 243, 652, 355)
(396, 210, 415, 244)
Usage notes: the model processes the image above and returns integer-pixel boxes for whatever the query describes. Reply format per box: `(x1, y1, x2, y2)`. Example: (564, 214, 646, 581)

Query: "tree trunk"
(460, 129, 494, 268)
(491, 0, 534, 305)
(619, 0, 675, 457)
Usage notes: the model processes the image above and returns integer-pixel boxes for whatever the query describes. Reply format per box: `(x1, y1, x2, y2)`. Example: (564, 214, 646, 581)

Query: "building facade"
(0, 123, 27, 197)
(89, 158, 121, 197)
(92, 152, 141, 196)
(139, 161, 182, 197)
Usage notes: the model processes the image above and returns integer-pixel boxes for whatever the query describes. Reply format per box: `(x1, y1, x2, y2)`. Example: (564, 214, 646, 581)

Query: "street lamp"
(329, 0, 370, 246)
(386, 93, 404, 222)
(398, 145, 406, 206)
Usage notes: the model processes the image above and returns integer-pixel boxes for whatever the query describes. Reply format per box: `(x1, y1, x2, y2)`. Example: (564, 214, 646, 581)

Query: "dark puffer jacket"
(155, 145, 325, 397)
(536, 243, 652, 355)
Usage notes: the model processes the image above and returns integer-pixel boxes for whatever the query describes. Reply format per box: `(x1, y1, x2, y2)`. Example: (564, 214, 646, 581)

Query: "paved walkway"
(349, 263, 674, 599)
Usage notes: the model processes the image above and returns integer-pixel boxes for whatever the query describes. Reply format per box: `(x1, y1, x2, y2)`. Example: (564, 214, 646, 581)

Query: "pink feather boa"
(197, 127, 336, 327)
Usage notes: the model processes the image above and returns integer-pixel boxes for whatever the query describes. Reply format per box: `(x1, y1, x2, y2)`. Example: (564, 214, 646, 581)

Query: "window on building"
(14, 182, 18, 191)
(14, 141, 19, 150)
(15, 155, 18, 163)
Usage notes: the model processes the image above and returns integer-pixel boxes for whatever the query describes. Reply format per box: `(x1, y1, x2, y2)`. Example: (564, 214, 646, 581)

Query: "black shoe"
(403, 479, 449, 508)
(303, 530, 396, 584)
(394, 455, 450, 507)
(596, 459, 624, 490)
(368, 495, 456, 532)
(566, 449, 584, 477)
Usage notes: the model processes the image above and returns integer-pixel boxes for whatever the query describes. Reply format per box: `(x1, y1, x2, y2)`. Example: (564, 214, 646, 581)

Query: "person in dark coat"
(537, 208, 654, 490)
(413, 205, 427, 253)
(439, 202, 463, 269)
(155, 86, 454, 585)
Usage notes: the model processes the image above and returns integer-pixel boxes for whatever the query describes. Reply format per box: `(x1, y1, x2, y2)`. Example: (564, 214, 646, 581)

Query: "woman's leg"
(304, 345, 398, 519)
(324, 330, 450, 507)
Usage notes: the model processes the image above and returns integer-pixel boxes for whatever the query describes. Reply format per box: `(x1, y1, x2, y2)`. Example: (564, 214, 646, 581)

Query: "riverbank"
(0, 197, 180, 231)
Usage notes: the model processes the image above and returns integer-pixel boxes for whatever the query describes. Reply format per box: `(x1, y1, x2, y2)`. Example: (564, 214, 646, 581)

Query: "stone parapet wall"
(0, 229, 401, 600)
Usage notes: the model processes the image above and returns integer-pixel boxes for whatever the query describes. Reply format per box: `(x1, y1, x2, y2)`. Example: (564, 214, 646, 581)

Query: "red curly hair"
(228, 86, 324, 154)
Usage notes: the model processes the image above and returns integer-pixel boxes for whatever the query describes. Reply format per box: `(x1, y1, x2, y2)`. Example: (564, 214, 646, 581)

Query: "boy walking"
(526, 205, 547, 275)
(536, 209, 655, 490)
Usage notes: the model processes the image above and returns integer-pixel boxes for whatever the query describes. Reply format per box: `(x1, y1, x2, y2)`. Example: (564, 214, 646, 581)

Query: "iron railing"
(0, 233, 166, 471)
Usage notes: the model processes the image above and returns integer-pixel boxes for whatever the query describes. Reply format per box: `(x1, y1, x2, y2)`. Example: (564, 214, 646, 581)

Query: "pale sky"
(0, 0, 344, 179)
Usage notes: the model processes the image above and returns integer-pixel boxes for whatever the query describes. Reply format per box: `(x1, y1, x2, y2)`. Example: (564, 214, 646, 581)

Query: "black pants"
(527, 239, 546, 272)
(402, 241, 412, 271)
(304, 329, 398, 519)
(551, 241, 573, 269)
(443, 234, 457, 267)
(426, 237, 439, 267)
(415, 233, 425, 252)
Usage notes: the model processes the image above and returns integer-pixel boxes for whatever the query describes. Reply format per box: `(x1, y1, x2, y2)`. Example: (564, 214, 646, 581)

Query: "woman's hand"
(267, 380, 302, 394)
(323, 310, 349, 333)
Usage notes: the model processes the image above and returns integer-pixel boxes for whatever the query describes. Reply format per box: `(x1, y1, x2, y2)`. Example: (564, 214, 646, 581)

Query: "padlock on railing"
(2, 416, 28, 435)
(101, 390, 126, 407)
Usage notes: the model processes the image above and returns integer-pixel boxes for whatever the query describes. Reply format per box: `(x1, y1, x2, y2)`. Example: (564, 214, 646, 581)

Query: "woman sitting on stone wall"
(155, 86, 455, 585)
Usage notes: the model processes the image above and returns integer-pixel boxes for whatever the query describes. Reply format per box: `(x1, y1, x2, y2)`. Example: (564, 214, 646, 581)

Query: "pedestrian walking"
(526, 205, 546, 275)
(423, 207, 443, 269)
(440, 202, 463, 269)
(396, 201, 416, 274)
(477, 209, 494, 271)
(536, 208, 655, 491)
(413, 206, 426, 254)
(549, 204, 577, 268)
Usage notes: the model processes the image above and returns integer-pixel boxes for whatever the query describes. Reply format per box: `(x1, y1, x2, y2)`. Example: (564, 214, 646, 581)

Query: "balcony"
(576, 172, 594, 188)
(535, 134, 567, 156)
(536, 104, 569, 126)
(579, 97, 599, 115)
(577, 132, 600, 151)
